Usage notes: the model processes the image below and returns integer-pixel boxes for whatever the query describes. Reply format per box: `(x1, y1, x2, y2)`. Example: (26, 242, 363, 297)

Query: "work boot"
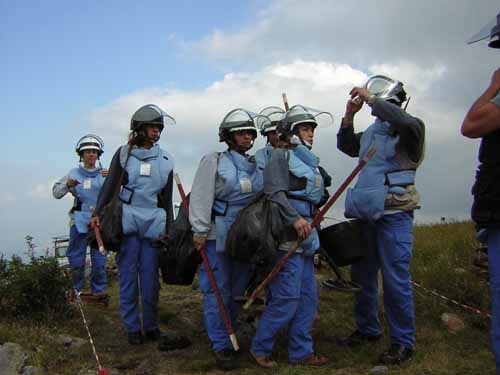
(292, 353, 329, 366)
(250, 350, 277, 368)
(214, 348, 239, 371)
(145, 328, 162, 341)
(127, 331, 144, 345)
(378, 344, 414, 365)
(337, 330, 381, 347)
(157, 332, 191, 351)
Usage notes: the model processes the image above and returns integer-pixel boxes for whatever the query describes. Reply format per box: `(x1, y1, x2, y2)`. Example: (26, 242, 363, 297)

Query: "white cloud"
(28, 178, 63, 200)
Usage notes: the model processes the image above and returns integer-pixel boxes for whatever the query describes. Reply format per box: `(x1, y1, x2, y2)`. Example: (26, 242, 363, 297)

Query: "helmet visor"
(364, 75, 403, 102)
(467, 14, 498, 44)
(257, 106, 284, 133)
(284, 105, 334, 131)
(220, 108, 267, 132)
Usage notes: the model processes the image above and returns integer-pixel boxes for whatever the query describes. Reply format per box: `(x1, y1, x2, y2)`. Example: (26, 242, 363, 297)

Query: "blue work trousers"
(351, 211, 415, 348)
(67, 225, 107, 293)
(252, 251, 318, 362)
(488, 228, 500, 374)
(199, 240, 251, 352)
(117, 235, 159, 333)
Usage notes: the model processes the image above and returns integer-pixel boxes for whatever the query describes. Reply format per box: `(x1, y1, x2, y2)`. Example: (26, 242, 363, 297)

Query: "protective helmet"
(130, 104, 176, 131)
(218, 108, 269, 143)
(276, 105, 333, 140)
(467, 12, 500, 48)
(363, 75, 407, 104)
(75, 134, 104, 156)
(256, 106, 285, 136)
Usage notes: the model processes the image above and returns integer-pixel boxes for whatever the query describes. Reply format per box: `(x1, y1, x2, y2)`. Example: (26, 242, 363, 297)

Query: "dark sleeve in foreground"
(337, 120, 363, 157)
(158, 171, 174, 238)
(264, 148, 300, 225)
(371, 99, 425, 163)
(94, 147, 124, 216)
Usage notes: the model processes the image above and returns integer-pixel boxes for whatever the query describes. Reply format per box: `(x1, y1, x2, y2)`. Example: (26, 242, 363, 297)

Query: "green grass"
(0, 221, 495, 374)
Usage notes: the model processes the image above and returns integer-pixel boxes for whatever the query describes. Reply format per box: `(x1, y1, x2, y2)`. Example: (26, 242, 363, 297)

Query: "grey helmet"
(75, 134, 104, 157)
(218, 108, 269, 143)
(130, 104, 176, 131)
(276, 105, 333, 140)
(467, 11, 500, 48)
(256, 106, 285, 136)
(363, 75, 407, 104)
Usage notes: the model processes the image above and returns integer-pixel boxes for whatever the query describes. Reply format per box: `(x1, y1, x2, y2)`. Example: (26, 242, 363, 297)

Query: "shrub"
(0, 256, 73, 321)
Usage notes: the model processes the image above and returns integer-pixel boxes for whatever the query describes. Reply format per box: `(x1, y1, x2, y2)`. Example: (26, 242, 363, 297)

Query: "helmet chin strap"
(291, 134, 312, 149)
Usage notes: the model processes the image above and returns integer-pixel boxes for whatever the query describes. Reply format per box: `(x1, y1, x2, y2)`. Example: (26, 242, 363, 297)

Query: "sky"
(1, 0, 499, 258)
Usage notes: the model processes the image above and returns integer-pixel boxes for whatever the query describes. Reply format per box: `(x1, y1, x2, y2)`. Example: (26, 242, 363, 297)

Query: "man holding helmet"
(189, 108, 264, 370)
(337, 76, 425, 365)
(53, 134, 108, 295)
(250, 105, 331, 368)
(91, 104, 177, 347)
(461, 11, 500, 373)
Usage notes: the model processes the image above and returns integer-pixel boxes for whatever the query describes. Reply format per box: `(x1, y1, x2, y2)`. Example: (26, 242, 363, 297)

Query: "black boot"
(214, 348, 239, 371)
(378, 344, 414, 365)
(145, 328, 162, 341)
(338, 330, 381, 347)
(157, 332, 191, 351)
(127, 331, 144, 345)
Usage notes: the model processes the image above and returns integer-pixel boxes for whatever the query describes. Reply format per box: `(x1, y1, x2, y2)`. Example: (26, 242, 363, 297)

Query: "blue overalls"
(345, 118, 418, 348)
(67, 166, 107, 293)
(200, 150, 263, 352)
(117, 144, 173, 334)
(252, 145, 324, 362)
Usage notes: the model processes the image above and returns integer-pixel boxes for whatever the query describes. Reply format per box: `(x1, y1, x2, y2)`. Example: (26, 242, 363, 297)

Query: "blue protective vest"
(255, 144, 273, 171)
(287, 145, 324, 255)
(118, 145, 174, 240)
(345, 118, 417, 221)
(212, 150, 263, 253)
(68, 166, 105, 234)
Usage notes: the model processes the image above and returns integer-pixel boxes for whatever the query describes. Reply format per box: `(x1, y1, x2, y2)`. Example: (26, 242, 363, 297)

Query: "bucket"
(319, 220, 365, 267)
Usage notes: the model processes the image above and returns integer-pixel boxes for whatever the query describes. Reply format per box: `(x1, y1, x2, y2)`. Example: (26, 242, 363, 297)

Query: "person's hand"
(345, 95, 364, 118)
(349, 87, 373, 103)
(89, 216, 100, 229)
(293, 217, 312, 240)
(193, 234, 207, 252)
(66, 178, 79, 188)
(100, 169, 109, 177)
(491, 68, 500, 92)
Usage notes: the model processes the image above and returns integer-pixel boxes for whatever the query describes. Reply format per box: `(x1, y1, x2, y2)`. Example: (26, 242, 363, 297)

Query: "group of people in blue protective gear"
(461, 11, 500, 375)
(51, 12, 500, 370)
(187, 70, 426, 369)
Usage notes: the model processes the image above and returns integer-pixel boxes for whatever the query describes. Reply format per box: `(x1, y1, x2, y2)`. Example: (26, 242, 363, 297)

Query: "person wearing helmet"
(91, 104, 179, 347)
(254, 106, 285, 170)
(52, 135, 108, 295)
(250, 105, 330, 368)
(189, 108, 263, 370)
(461, 11, 500, 373)
(337, 76, 425, 365)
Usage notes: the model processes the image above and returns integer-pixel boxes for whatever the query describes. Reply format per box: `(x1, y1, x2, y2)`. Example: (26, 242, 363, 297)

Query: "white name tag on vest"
(83, 179, 92, 189)
(240, 178, 253, 194)
(140, 163, 151, 176)
(315, 175, 322, 188)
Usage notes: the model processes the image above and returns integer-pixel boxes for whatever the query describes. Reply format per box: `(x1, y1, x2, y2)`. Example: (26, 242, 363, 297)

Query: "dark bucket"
(319, 220, 365, 267)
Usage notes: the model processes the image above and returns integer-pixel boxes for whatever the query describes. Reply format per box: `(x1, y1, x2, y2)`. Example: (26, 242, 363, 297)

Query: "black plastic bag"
(159, 195, 201, 285)
(226, 193, 284, 291)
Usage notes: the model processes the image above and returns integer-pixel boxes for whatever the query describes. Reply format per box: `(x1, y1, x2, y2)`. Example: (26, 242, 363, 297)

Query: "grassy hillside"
(0, 221, 494, 374)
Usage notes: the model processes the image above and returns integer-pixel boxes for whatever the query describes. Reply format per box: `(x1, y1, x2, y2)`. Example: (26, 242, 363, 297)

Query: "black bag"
(225, 193, 284, 295)
(159, 195, 201, 285)
(88, 145, 131, 252)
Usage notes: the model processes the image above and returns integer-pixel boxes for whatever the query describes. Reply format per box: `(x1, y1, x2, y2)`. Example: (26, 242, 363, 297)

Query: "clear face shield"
(219, 108, 269, 147)
(363, 75, 405, 103)
(256, 106, 285, 134)
(467, 12, 500, 48)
